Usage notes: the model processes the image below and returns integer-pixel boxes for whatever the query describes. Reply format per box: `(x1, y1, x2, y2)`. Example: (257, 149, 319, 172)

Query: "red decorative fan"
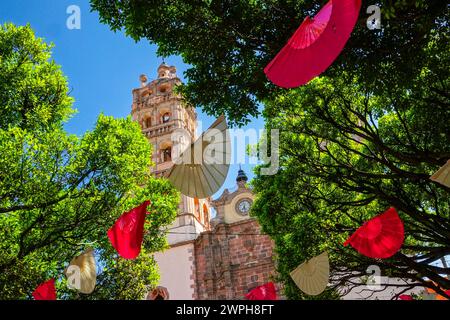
(107, 200, 150, 260)
(264, 0, 362, 88)
(245, 282, 277, 300)
(344, 207, 404, 259)
(32, 279, 56, 300)
(399, 294, 413, 300)
(425, 281, 450, 300)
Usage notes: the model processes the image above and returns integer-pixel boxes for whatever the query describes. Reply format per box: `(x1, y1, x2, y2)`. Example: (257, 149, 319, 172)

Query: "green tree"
(90, 1, 450, 299)
(90, 0, 447, 126)
(0, 24, 179, 299)
(252, 30, 449, 298)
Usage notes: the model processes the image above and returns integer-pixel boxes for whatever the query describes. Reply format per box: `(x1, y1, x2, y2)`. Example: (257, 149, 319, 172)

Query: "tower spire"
(236, 165, 248, 188)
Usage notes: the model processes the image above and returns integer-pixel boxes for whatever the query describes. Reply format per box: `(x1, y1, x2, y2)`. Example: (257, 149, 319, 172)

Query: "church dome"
(236, 167, 248, 183)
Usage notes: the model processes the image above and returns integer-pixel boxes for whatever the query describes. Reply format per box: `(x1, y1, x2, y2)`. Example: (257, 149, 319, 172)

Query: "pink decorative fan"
(32, 279, 56, 300)
(245, 282, 277, 300)
(344, 207, 404, 259)
(107, 200, 150, 260)
(264, 0, 362, 88)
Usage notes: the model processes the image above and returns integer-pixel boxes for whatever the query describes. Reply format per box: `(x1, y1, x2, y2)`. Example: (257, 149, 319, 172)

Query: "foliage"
(89, 0, 450, 299)
(252, 30, 449, 298)
(0, 24, 179, 300)
(90, 0, 448, 126)
(0, 23, 74, 131)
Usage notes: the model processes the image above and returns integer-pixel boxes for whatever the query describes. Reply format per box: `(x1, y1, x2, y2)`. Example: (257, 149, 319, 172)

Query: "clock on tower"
(236, 198, 252, 216)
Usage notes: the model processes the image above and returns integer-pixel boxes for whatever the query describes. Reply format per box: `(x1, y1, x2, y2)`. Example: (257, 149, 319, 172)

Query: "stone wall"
(193, 218, 278, 300)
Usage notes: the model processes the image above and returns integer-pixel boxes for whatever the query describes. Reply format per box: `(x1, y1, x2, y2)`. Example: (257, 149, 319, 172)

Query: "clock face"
(236, 198, 252, 216)
(162, 114, 170, 122)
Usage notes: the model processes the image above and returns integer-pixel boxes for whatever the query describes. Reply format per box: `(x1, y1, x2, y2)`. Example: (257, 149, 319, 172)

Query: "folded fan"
(264, 0, 362, 88)
(107, 200, 151, 260)
(245, 282, 277, 300)
(430, 159, 450, 188)
(168, 115, 231, 198)
(65, 249, 97, 294)
(344, 207, 404, 259)
(32, 279, 56, 300)
(290, 252, 329, 296)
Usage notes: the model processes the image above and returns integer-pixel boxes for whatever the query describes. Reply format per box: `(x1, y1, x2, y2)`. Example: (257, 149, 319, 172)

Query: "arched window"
(194, 198, 200, 219)
(162, 147, 172, 162)
(203, 204, 209, 223)
(145, 117, 151, 128)
(162, 112, 171, 123)
(159, 83, 169, 93)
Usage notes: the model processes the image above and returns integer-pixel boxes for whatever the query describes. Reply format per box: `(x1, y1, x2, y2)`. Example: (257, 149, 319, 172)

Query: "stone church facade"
(195, 179, 276, 299)
(131, 63, 277, 300)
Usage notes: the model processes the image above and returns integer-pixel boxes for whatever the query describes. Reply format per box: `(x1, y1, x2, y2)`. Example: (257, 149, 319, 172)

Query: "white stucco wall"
(154, 243, 195, 300)
(165, 214, 204, 245)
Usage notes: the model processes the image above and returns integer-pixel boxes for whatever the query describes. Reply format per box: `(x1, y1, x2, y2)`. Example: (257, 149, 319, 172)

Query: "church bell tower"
(131, 63, 212, 244)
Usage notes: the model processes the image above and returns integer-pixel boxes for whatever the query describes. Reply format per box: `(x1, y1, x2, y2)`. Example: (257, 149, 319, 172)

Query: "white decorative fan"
(290, 251, 329, 296)
(430, 160, 450, 188)
(168, 115, 231, 198)
(65, 249, 97, 294)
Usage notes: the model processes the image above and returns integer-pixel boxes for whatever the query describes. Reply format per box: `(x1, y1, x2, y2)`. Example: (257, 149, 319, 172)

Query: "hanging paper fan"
(65, 249, 97, 294)
(399, 294, 413, 300)
(430, 160, 450, 188)
(439, 290, 450, 301)
(168, 115, 231, 198)
(32, 279, 56, 300)
(264, 0, 362, 88)
(344, 207, 404, 259)
(425, 281, 450, 300)
(107, 200, 150, 260)
(290, 252, 329, 296)
(245, 282, 277, 300)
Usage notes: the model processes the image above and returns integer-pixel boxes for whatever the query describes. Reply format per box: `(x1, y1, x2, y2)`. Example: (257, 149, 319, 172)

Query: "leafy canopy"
(0, 24, 179, 300)
(89, 1, 450, 299)
(90, 0, 447, 126)
(252, 29, 449, 299)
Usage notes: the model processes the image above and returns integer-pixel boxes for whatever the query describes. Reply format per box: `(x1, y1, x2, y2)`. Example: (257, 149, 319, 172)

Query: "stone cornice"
(211, 186, 253, 207)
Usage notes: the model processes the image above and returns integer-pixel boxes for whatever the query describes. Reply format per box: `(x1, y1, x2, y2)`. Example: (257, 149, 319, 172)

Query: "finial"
(236, 166, 248, 184)
(139, 74, 148, 87)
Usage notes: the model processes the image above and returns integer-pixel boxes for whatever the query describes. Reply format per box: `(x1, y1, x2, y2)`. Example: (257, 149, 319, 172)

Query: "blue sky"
(0, 0, 265, 200)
